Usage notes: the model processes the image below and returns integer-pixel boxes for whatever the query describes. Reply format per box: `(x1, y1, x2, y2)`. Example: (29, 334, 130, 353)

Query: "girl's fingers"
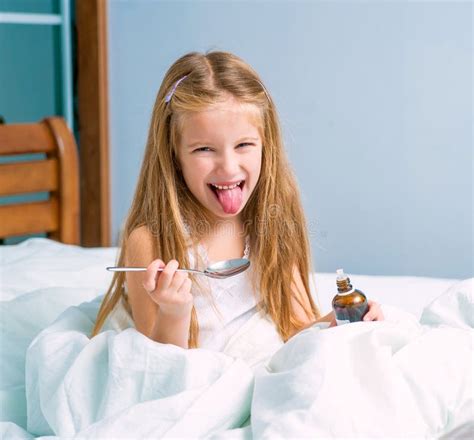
(143, 259, 190, 292)
(363, 300, 384, 321)
(177, 278, 193, 296)
(169, 270, 189, 292)
(155, 259, 179, 291)
(142, 259, 165, 292)
(141, 259, 193, 313)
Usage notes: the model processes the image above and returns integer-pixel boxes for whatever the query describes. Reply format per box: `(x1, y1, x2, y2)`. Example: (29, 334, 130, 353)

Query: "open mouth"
(208, 180, 245, 198)
(207, 181, 246, 214)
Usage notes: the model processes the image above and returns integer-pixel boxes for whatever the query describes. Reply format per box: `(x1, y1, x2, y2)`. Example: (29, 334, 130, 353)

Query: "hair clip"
(165, 75, 188, 103)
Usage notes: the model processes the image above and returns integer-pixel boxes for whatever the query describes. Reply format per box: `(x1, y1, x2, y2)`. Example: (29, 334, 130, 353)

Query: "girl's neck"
(208, 216, 244, 237)
(200, 217, 247, 263)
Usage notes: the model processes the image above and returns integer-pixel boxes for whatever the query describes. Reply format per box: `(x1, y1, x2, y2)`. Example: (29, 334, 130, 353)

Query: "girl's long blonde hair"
(91, 50, 320, 345)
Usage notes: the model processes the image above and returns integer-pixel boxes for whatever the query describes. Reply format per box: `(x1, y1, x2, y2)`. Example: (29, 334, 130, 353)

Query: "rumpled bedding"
(251, 280, 473, 438)
(24, 299, 281, 439)
(0, 240, 472, 439)
(1, 280, 471, 439)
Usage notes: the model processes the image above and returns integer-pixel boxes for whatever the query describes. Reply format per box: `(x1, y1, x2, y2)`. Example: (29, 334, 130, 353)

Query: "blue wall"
(0, 0, 61, 123)
(0, 0, 64, 243)
(107, 0, 472, 279)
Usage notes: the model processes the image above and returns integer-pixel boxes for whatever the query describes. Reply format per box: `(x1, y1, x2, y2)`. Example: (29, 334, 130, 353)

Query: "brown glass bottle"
(332, 269, 369, 325)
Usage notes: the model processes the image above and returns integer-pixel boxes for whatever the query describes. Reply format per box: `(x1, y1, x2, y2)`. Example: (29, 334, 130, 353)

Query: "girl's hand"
(142, 259, 193, 318)
(363, 300, 384, 322)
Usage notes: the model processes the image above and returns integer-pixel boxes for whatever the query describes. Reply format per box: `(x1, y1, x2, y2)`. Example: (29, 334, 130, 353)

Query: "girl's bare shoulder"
(128, 225, 154, 243)
(126, 225, 155, 265)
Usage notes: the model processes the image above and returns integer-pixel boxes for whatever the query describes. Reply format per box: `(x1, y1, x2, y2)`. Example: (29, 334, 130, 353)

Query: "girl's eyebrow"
(187, 137, 260, 149)
(236, 136, 260, 143)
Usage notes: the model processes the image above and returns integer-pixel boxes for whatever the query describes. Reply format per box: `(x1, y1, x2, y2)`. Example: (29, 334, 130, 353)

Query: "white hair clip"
(165, 75, 188, 103)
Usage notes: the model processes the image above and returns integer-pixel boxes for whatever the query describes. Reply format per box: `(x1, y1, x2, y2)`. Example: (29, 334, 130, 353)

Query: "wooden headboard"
(0, 117, 80, 244)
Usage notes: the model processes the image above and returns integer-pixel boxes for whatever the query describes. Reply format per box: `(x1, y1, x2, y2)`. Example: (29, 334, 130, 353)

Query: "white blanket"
(0, 239, 472, 438)
(0, 279, 469, 439)
(23, 295, 282, 438)
(252, 279, 473, 438)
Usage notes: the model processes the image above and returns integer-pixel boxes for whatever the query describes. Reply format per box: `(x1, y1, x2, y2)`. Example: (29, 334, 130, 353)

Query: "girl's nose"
(216, 149, 240, 174)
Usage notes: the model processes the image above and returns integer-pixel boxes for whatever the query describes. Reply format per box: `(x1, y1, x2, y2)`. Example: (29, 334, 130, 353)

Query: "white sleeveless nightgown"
(105, 235, 263, 351)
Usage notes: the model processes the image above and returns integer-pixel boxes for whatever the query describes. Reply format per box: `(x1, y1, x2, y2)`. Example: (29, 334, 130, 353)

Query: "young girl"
(91, 50, 383, 349)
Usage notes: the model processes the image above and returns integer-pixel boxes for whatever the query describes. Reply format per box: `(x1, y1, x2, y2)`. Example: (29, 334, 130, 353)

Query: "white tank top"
(105, 234, 259, 351)
(189, 235, 258, 350)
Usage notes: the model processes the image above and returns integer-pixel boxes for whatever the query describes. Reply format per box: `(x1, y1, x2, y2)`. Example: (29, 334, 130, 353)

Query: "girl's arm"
(126, 226, 193, 348)
(288, 267, 334, 338)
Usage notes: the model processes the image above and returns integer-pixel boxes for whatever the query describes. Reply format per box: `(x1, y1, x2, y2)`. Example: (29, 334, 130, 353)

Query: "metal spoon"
(106, 258, 250, 280)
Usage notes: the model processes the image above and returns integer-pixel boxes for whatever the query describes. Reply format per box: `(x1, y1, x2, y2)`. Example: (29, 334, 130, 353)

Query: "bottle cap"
(336, 268, 347, 280)
(336, 268, 354, 294)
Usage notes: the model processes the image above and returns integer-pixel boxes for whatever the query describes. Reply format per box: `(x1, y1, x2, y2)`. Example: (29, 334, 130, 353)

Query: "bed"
(0, 119, 472, 439)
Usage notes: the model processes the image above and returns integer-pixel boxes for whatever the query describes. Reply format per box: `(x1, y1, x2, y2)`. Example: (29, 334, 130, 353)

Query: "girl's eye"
(193, 143, 253, 153)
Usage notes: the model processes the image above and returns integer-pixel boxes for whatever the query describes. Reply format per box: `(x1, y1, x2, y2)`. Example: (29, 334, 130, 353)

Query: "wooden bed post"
(45, 117, 81, 244)
(0, 117, 81, 245)
(76, 0, 111, 247)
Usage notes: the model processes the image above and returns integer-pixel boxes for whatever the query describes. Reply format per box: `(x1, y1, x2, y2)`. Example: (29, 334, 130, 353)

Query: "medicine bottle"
(332, 269, 369, 325)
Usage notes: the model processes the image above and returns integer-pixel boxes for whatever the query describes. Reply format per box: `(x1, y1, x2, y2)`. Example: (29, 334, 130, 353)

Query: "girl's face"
(176, 96, 263, 222)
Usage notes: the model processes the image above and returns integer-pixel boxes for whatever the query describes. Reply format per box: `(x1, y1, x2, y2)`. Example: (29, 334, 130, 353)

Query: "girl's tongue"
(213, 185, 243, 214)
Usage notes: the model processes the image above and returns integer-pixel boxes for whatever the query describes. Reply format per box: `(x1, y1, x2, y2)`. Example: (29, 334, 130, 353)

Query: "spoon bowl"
(106, 258, 250, 279)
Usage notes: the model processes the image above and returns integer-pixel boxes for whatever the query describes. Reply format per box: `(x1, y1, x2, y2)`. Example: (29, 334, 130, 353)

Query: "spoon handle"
(106, 267, 204, 275)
